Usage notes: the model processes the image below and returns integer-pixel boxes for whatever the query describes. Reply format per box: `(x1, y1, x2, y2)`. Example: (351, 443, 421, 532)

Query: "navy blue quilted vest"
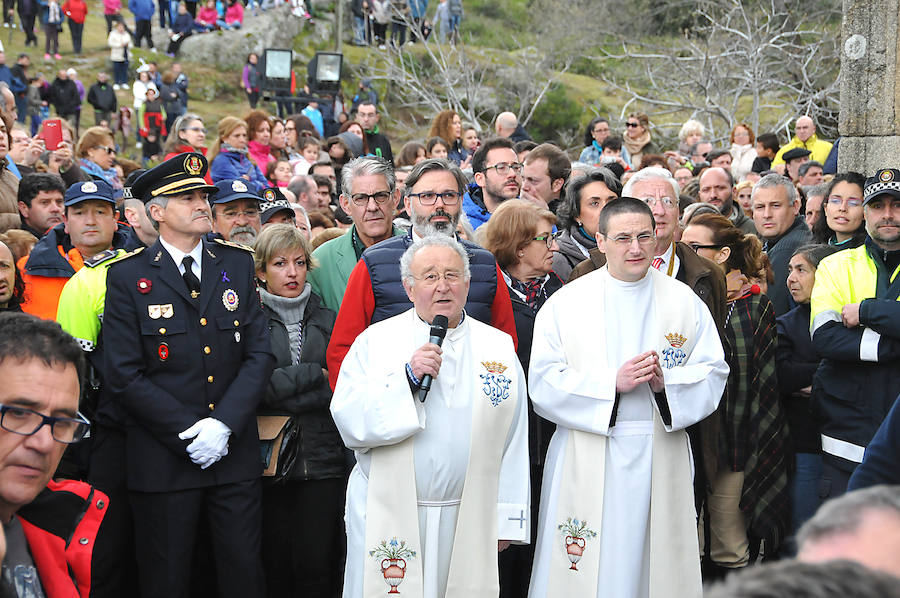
(362, 232, 499, 324)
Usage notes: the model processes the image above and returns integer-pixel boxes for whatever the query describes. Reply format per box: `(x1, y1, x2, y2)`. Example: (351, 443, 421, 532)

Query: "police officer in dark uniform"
(101, 152, 274, 598)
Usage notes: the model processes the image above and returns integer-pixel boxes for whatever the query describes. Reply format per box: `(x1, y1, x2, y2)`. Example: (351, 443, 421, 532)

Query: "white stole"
(546, 267, 703, 598)
(362, 323, 520, 598)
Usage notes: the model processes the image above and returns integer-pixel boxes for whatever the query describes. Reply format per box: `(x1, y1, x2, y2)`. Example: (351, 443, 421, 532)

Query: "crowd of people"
(0, 6, 897, 596)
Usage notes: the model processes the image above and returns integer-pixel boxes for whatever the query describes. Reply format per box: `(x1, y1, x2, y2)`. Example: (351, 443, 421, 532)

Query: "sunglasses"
(96, 145, 116, 155)
(625, 122, 641, 128)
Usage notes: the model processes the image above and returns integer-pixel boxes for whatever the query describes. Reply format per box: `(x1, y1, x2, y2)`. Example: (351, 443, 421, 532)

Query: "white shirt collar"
(653, 242, 680, 277)
(159, 236, 203, 278)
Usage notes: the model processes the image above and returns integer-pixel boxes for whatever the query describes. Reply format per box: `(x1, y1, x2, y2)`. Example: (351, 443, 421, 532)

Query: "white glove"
(179, 418, 232, 469)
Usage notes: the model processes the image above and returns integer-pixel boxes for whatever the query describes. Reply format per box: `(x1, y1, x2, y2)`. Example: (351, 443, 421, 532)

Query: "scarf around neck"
(623, 129, 651, 157)
(222, 142, 249, 156)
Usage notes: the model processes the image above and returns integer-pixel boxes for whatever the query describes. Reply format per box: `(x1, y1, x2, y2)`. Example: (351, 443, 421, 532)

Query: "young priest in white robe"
(527, 198, 729, 598)
(332, 234, 530, 598)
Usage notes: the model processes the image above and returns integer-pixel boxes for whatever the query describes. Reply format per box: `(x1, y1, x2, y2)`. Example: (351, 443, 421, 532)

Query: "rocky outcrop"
(153, 4, 304, 69)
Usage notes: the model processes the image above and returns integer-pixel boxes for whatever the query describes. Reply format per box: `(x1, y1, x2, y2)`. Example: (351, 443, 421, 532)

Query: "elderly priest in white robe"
(332, 234, 530, 598)
(527, 197, 729, 598)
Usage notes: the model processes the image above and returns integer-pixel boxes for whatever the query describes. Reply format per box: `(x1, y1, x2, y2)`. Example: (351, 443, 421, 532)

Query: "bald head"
(495, 112, 518, 137)
(795, 116, 815, 142)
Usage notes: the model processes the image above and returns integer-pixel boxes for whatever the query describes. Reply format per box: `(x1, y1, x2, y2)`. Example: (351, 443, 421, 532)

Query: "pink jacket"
(103, 0, 121, 15)
(248, 140, 274, 172)
(225, 1, 243, 23)
(197, 6, 219, 24)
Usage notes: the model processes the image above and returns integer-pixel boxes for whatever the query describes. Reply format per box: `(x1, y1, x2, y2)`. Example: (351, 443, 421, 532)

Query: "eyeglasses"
(284, 125, 296, 132)
(96, 145, 116, 155)
(686, 242, 722, 252)
(532, 233, 556, 249)
(625, 122, 641, 128)
(413, 270, 465, 287)
(184, 126, 207, 134)
(483, 162, 523, 176)
(0, 404, 90, 444)
(604, 233, 656, 246)
(638, 196, 676, 208)
(407, 190, 462, 205)
(349, 191, 393, 206)
(826, 196, 863, 208)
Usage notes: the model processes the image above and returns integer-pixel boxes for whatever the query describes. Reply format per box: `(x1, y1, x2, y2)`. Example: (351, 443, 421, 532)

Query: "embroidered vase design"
(369, 537, 417, 594)
(565, 536, 585, 570)
(381, 558, 406, 593)
(557, 517, 597, 573)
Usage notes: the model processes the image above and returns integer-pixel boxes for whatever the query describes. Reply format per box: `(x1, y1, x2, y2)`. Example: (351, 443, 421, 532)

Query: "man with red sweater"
(0, 312, 106, 597)
(326, 158, 517, 388)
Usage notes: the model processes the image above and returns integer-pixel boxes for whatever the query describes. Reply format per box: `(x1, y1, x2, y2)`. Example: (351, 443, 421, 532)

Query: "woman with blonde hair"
(428, 109, 469, 166)
(76, 126, 121, 188)
(678, 119, 705, 154)
(209, 115, 268, 191)
(252, 223, 343, 597)
(681, 212, 790, 574)
(622, 112, 657, 169)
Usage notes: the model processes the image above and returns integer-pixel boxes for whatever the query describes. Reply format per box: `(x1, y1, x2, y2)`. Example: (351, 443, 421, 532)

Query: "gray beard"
(230, 226, 258, 244)
(412, 211, 459, 236)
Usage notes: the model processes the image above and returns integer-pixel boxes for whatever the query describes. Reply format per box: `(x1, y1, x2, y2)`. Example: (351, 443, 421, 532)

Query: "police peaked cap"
(130, 152, 218, 203)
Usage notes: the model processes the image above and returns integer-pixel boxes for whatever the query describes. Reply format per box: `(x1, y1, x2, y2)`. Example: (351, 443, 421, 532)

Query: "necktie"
(652, 257, 663, 270)
(182, 255, 201, 299)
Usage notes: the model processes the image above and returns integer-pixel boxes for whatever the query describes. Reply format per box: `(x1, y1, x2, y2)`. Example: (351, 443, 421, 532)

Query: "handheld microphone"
(419, 315, 449, 402)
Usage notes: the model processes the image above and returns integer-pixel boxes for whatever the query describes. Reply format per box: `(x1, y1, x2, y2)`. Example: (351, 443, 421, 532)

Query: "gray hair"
(797, 485, 900, 551)
(678, 119, 705, 142)
(289, 202, 311, 230)
(798, 160, 823, 178)
(340, 156, 396, 199)
(621, 166, 680, 199)
(804, 182, 829, 200)
(705, 559, 900, 598)
(287, 175, 316, 201)
(403, 158, 468, 199)
(751, 173, 798, 206)
(680, 201, 721, 227)
(399, 234, 471, 287)
(145, 196, 169, 231)
(0, 81, 9, 110)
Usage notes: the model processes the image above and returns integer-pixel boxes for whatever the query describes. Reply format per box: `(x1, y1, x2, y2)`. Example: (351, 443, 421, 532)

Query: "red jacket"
(17, 479, 109, 598)
(61, 0, 88, 23)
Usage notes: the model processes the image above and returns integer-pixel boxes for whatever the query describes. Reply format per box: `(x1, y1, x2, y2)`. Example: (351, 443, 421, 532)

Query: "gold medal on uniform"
(222, 289, 239, 311)
(161, 304, 174, 319)
(148, 305, 161, 319)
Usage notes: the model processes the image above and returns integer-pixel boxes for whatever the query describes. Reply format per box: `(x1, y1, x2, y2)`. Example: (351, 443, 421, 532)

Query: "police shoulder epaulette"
(107, 246, 145, 265)
(84, 248, 122, 268)
(214, 238, 255, 253)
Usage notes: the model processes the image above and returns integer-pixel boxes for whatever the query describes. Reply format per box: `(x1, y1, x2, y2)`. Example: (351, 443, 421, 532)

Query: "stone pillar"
(838, 0, 900, 175)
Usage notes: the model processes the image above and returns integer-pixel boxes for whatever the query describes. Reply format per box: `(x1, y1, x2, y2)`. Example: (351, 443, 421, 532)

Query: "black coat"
(49, 78, 81, 117)
(260, 291, 345, 480)
(506, 272, 563, 470)
(87, 81, 117, 113)
(103, 237, 275, 492)
(776, 303, 821, 454)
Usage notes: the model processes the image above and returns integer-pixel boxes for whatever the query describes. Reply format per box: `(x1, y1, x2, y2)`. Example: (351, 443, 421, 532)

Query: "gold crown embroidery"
(481, 361, 507, 374)
(665, 332, 687, 348)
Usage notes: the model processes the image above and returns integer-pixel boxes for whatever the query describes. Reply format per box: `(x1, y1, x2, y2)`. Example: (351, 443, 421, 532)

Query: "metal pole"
(335, 0, 343, 52)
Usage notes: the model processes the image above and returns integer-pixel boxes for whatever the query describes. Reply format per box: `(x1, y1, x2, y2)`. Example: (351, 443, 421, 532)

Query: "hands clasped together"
(179, 418, 232, 469)
(616, 351, 665, 394)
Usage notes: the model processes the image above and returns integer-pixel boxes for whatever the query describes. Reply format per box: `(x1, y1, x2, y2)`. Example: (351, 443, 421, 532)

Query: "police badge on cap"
(130, 152, 218, 204)
(863, 168, 900, 206)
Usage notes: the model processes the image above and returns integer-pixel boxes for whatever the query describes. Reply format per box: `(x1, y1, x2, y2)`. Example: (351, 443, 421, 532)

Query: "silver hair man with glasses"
(0, 312, 104, 598)
(307, 156, 406, 313)
(529, 197, 728, 598)
(325, 158, 518, 390)
(331, 234, 529, 598)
